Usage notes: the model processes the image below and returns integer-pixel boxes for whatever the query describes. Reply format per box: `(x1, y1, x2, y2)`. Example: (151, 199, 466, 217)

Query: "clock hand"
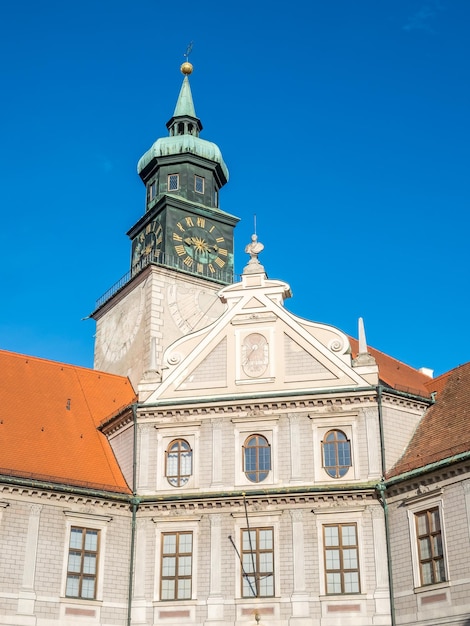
(184, 236, 209, 249)
(243, 345, 259, 364)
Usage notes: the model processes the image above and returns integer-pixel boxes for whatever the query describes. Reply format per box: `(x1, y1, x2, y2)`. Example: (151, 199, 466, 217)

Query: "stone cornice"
(0, 483, 130, 510)
(138, 486, 378, 515)
(380, 393, 428, 413)
(386, 460, 470, 499)
(101, 392, 382, 435)
(0, 479, 381, 516)
(100, 385, 431, 437)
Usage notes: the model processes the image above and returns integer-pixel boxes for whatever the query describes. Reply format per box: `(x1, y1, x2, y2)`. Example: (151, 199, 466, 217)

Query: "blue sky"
(0, 0, 468, 377)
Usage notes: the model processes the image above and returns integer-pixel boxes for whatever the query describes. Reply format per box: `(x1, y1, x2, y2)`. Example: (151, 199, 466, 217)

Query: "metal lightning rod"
(228, 534, 257, 597)
(243, 493, 259, 597)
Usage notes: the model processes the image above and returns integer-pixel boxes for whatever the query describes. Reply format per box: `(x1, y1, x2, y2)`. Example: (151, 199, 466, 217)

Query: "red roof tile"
(0, 350, 136, 492)
(349, 337, 432, 397)
(387, 361, 470, 478)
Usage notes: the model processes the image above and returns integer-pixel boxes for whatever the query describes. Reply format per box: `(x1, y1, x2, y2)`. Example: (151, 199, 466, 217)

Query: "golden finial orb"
(180, 61, 193, 75)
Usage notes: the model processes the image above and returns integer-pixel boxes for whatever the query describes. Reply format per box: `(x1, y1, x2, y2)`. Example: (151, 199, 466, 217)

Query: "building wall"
(132, 496, 387, 626)
(0, 392, 402, 626)
(108, 423, 135, 489)
(1, 382, 436, 626)
(93, 265, 226, 390)
(381, 397, 427, 472)
(133, 398, 386, 496)
(387, 466, 470, 626)
(0, 490, 132, 626)
(121, 392, 395, 626)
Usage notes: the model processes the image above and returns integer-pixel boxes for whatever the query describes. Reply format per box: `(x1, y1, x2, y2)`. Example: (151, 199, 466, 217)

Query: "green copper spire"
(173, 75, 197, 118)
(137, 61, 228, 183)
(164, 62, 202, 138)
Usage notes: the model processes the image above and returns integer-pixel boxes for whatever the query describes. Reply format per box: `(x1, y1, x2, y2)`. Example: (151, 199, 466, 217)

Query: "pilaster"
(137, 423, 152, 491)
(211, 418, 223, 487)
(462, 480, 470, 542)
(288, 414, 303, 483)
(17, 504, 42, 620)
(205, 514, 225, 624)
(369, 505, 391, 620)
(289, 510, 310, 620)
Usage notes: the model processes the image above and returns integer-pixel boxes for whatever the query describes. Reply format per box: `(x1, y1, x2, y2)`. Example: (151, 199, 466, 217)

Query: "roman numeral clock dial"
(131, 216, 163, 269)
(172, 215, 228, 275)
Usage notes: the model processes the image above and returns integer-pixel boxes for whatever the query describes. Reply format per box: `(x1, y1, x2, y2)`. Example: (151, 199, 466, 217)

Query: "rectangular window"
(66, 527, 99, 599)
(194, 175, 204, 194)
(415, 508, 446, 586)
(323, 523, 360, 594)
(168, 174, 179, 191)
(161, 532, 193, 600)
(148, 180, 157, 202)
(241, 527, 274, 598)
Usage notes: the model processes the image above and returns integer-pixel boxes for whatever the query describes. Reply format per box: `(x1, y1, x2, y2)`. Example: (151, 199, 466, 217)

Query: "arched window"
(243, 434, 271, 483)
(322, 430, 351, 478)
(166, 439, 192, 487)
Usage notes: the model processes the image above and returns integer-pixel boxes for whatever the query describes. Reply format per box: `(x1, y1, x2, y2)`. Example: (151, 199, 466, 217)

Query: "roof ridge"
(428, 361, 470, 382)
(0, 349, 132, 382)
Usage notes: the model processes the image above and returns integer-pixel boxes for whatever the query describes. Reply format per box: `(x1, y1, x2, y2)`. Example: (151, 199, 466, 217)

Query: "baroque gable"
(141, 272, 378, 403)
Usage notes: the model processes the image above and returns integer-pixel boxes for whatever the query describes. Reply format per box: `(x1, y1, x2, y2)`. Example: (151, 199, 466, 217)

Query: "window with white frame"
(241, 527, 274, 598)
(155, 428, 199, 491)
(243, 434, 271, 483)
(312, 421, 357, 482)
(65, 527, 100, 599)
(415, 507, 446, 586)
(406, 498, 449, 590)
(62, 512, 110, 603)
(233, 418, 278, 487)
(166, 439, 192, 487)
(168, 173, 179, 191)
(323, 523, 360, 594)
(160, 531, 193, 600)
(194, 175, 204, 194)
(322, 429, 352, 478)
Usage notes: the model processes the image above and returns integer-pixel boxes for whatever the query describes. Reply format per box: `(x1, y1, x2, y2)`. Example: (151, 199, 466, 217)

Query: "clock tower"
(92, 61, 239, 392)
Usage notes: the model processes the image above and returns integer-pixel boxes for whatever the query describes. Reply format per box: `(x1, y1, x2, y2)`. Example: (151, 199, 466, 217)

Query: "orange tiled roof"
(0, 350, 136, 493)
(349, 337, 432, 397)
(387, 361, 470, 478)
(423, 370, 452, 397)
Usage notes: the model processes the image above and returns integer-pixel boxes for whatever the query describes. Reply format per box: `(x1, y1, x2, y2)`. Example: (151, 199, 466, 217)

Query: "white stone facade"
(2, 266, 431, 626)
(386, 467, 470, 626)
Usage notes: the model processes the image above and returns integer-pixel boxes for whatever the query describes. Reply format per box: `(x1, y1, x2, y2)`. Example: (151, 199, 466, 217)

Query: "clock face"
(132, 217, 163, 268)
(242, 333, 269, 378)
(171, 214, 229, 275)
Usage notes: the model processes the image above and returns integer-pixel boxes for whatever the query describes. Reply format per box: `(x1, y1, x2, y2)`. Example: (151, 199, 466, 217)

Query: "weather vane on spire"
(184, 41, 193, 61)
(181, 41, 194, 75)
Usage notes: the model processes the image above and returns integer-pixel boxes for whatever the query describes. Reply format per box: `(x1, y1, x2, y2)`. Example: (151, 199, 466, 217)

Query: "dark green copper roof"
(137, 74, 229, 180)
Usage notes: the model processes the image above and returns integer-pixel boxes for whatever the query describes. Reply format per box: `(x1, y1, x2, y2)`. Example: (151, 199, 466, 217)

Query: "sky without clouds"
(0, 0, 469, 377)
